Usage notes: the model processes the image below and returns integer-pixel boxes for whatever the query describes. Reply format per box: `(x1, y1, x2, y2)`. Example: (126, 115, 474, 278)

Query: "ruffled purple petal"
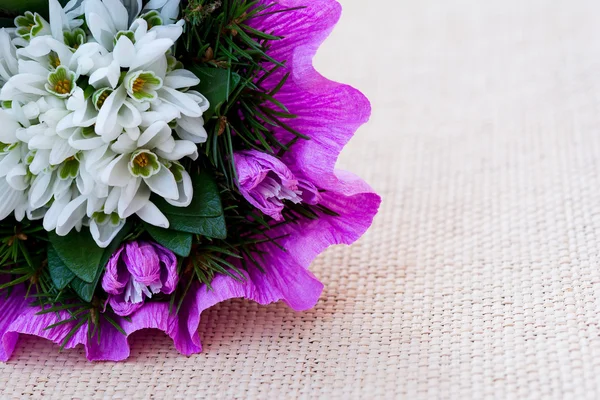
(0, 285, 30, 361)
(109, 293, 144, 317)
(298, 179, 321, 205)
(154, 243, 178, 294)
(249, 0, 372, 192)
(1, 305, 89, 361)
(101, 245, 128, 295)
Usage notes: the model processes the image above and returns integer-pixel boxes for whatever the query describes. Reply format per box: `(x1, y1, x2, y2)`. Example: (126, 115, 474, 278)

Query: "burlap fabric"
(3, 0, 600, 398)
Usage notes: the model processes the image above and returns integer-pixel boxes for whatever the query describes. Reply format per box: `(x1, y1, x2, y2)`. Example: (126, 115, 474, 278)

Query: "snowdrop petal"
(164, 69, 199, 89)
(122, 0, 143, 25)
(6, 164, 29, 191)
(96, 85, 127, 139)
(90, 217, 126, 248)
(0, 179, 23, 220)
(119, 180, 150, 218)
(117, 100, 142, 129)
(43, 194, 71, 231)
(136, 201, 169, 228)
(0, 110, 21, 143)
(0, 150, 21, 177)
(103, 0, 129, 32)
(175, 115, 207, 143)
(165, 169, 192, 208)
(138, 121, 171, 149)
(113, 36, 136, 68)
(69, 129, 106, 151)
(49, 0, 69, 41)
(144, 166, 178, 199)
(130, 39, 174, 71)
(56, 195, 88, 236)
(155, 140, 198, 161)
(49, 140, 78, 165)
(29, 173, 55, 210)
(157, 86, 203, 117)
(102, 154, 131, 187)
(29, 150, 51, 175)
(0, 74, 47, 99)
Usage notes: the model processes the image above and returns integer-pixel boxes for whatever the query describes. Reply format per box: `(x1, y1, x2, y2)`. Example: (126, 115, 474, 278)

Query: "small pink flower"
(102, 241, 178, 316)
(233, 150, 320, 221)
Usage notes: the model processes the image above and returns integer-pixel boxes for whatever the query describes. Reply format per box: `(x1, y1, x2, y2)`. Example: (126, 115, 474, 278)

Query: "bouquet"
(0, 0, 379, 361)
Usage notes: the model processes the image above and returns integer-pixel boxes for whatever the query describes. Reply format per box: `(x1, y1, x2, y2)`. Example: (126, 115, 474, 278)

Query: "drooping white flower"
(0, 0, 209, 247)
(143, 0, 180, 25)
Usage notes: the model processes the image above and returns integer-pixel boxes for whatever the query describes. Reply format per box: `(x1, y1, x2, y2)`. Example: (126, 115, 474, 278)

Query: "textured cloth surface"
(3, 0, 600, 398)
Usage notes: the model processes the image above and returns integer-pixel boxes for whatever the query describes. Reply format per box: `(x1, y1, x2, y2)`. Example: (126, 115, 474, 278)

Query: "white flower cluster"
(0, 0, 208, 247)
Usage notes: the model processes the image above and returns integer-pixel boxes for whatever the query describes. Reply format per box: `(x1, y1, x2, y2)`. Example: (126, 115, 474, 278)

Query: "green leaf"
(165, 214, 227, 239)
(0, 18, 14, 28)
(0, 0, 70, 18)
(47, 245, 75, 290)
(144, 224, 193, 257)
(155, 170, 228, 239)
(154, 169, 223, 218)
(70, 222, 134, 302)
(0, 0, 47, 16)
(189, 67, 241, 119)
(49, 230, 104, 283)
(69, 276, 96, 303)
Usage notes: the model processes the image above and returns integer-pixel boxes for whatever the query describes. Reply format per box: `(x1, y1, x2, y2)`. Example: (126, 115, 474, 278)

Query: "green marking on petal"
(15, 12, 48, 41)
(58, 155, 79, 180)
(81, 125, 96, 138)
(141, 11, 163, 29)
(92, 88, 113, 111)
(46, 66, 76, 98)
(25, 150, 36, 165)
(114, 30, 135, 45)
(63, 28, 87, 50)
(110, 212, 121, 225)
(169, 161, 185, 183)
(48, 51, 61, 69)
(92, 212, 109, 224)
(1, 101, 12, 109)
(166, 51, 183, 73)
(128, 150, 160, 178)
(125, 71, 163, 103)
(93, 211, 122, 226)
(0, 142, 17, 154)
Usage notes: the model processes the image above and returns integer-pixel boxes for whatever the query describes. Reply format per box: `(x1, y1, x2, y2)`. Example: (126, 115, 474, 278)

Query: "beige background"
(4, 0, 600, 398)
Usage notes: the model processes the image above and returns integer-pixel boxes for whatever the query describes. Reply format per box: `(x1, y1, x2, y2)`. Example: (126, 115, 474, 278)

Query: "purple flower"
(101, 241, 178, 317)
(234, 150, 320, 221)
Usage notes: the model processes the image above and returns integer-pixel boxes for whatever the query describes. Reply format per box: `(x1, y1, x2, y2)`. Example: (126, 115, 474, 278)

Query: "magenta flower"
(233, 150, 319, 220)
(0, 0, 380, 361)
(102, 241, 179, 317)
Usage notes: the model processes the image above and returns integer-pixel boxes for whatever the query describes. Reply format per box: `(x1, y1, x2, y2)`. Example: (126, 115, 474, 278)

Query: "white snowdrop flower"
(0, 0, 209, 247)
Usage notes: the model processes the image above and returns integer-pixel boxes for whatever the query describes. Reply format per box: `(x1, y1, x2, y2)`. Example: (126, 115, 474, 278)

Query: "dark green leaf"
(154, 169, 223, 218)
(47, 245, 75, 290)
(165, 214, 227, 239)
(0, 18, 14, 28)
(0, 0, 47, 16)
(70, 222, 133, 302)
(144, 224, 193, 257)
(49, 230, 104, 283)
(155, 171, 227, 239)
(189, 67, 241, 119)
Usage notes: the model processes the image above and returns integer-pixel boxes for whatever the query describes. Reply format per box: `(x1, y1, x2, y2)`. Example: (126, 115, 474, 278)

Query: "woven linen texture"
(3, 0, 600, 398)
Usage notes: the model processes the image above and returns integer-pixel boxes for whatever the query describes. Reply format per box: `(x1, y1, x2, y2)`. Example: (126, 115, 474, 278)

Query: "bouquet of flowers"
(0, 0, 379, 361)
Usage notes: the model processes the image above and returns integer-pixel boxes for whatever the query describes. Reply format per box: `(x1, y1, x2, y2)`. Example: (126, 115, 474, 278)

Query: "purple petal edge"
(0, 0, 380, 362)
